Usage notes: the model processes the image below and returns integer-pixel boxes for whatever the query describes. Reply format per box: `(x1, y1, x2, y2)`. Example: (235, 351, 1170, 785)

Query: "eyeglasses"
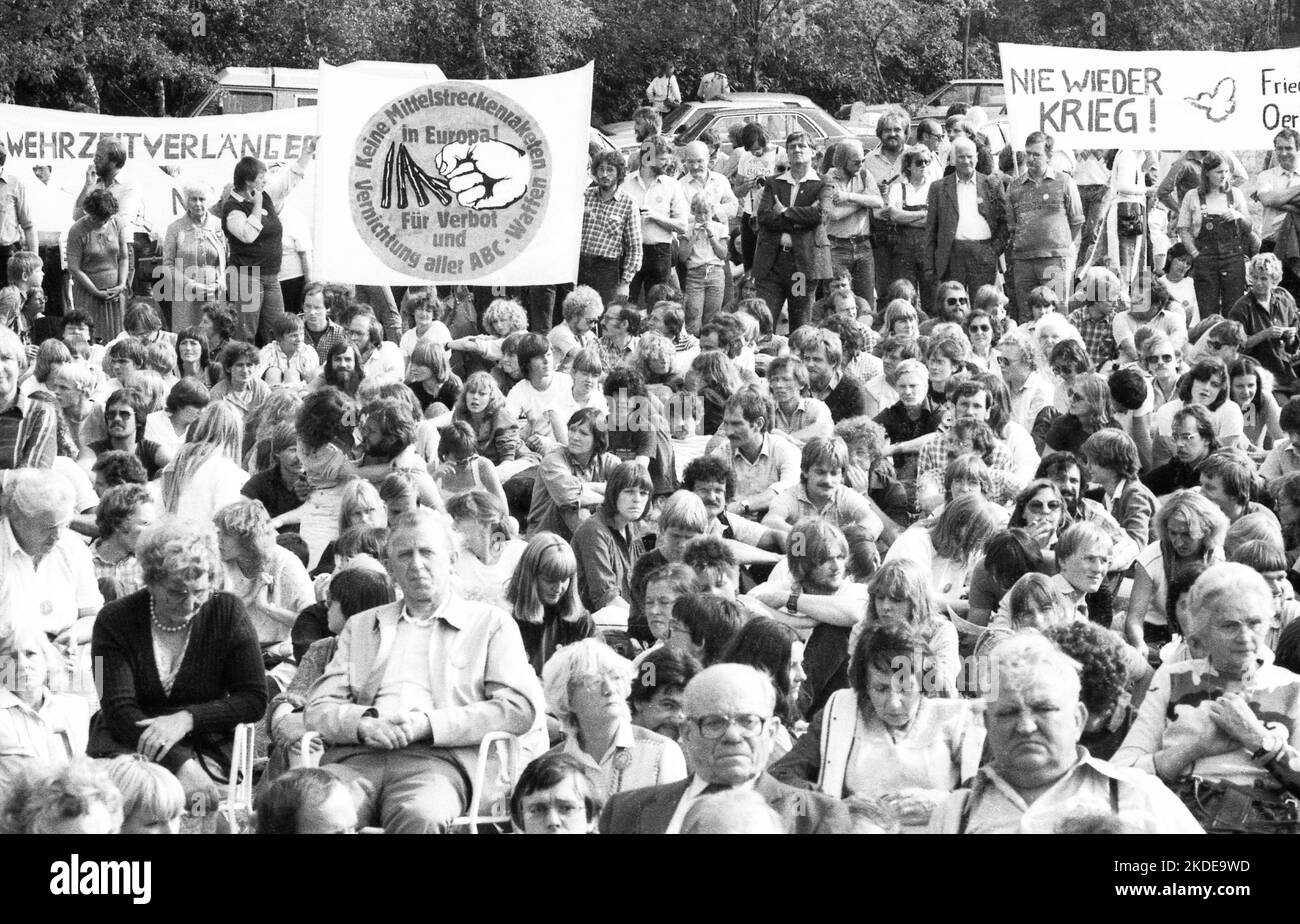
(968, 324, 992, 332)
(1206, 341, 1226, 351)
(1172, 431, 1203, 444)
(105, 409, 133, 419)
(1027, 499, 1063, 513)
(995, 354, 1013, 367)
(1145, 354, 1175, 364)
(691, 713, 769, 739)
(945, 297, 969, 306)
(1052, 367, 1076, 378)
(915, 159, 932, 166)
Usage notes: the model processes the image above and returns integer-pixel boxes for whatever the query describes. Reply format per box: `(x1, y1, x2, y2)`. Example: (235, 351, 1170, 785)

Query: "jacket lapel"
(640, 779, 692, 833)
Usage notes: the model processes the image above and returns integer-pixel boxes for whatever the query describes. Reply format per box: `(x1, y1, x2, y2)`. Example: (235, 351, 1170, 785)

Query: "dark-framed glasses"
(691, 713, 769, 739)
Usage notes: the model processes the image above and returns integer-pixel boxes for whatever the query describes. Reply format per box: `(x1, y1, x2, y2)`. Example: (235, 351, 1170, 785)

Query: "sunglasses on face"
(1145, 354, 1175, 364)
(1027, 499, 1063, 513)
(968, 324, 991, 332)
(946, 297, 969, 306)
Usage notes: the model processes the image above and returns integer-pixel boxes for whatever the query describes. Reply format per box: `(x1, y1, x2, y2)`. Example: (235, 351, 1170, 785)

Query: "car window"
(222, 90, 275, 114)
(759, 112, 798, 140)
(792, 113, 826, 139)
(935, 84, 977, 106)
(979, 84, 1006, 108)
(662, 103, 693, 133)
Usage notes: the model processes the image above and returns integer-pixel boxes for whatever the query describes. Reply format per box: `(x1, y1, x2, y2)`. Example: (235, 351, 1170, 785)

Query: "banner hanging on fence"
(0, 103, 319, 237)
(1000, 42, 1300, 149)
(314, 60, 592, 286)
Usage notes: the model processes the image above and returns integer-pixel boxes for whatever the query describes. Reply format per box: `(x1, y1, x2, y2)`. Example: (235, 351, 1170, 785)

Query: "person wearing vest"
(770, 620, 983, 831)
(887, 147, 936, 306)
(1178, 152, 1255, 320)
(218, 144, 314, 348)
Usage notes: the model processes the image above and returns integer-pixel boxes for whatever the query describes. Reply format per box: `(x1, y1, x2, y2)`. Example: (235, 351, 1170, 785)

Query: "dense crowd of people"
(2, 97, 1300, 835)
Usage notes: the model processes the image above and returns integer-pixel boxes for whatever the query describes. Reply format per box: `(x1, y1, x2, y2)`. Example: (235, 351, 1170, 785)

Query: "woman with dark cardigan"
(506, 532, 602, 674)
(87, 517, 268, 809)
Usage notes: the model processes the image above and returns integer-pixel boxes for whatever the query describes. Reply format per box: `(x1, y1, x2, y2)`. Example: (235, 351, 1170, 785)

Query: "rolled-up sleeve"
(539, 449, 583, 510)
(304, 619, 373, 745)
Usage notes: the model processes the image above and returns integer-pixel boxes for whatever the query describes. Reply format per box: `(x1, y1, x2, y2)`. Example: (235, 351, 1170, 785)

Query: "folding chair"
(449, 732, 523, 834)
(215, 722, 257, 833)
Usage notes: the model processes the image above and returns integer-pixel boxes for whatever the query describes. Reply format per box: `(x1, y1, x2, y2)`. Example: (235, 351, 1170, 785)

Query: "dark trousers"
(943, 239, 998, 304)
(629, 242, 673, 304)
(741, 216, 759, 271)
(872, 235, 895, 305)
(280, 275, 306, 314)
(829, 236, 876, 309)
(578, 253, 621, 305)
(757, 249, 815, 334)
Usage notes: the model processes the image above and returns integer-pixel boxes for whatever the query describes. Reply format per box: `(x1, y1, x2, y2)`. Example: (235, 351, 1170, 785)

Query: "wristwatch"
(785, 590, 800, 615)
(1251, 727, 1285, 762)
(740, 499, 752, 515)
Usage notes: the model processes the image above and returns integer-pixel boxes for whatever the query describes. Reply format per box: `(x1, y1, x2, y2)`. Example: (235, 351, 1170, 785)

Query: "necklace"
(149, 593, 193, 634)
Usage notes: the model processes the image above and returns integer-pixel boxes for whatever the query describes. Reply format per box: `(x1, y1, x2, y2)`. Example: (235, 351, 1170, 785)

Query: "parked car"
(914, 79, 1006, 123)
(835, 102, 900, 140)
(603, 92, 871, 161)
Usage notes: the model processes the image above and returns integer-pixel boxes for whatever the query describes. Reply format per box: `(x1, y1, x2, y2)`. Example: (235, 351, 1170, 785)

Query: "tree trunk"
(466, 0, 491, 79)
(153, 78, 166, 117)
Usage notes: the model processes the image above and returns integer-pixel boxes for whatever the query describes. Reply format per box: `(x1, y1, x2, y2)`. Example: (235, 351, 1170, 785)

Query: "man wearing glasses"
(599, 664, 850, 833)
(925, 138, 1008, 303)
(753, 131, 833, 334)
(914, 119, 948, 182)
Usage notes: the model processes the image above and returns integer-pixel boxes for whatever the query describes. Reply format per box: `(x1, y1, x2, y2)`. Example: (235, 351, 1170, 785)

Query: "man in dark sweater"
(798, 328, 867, 422)
(1142, 405, 1214, 498)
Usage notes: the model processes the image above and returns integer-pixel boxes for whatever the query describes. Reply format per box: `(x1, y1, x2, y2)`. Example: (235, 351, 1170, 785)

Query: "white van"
(187, 61, 447, 117)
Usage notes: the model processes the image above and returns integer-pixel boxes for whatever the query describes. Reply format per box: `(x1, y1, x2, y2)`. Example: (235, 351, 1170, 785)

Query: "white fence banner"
(1000, 42, 1300, 149)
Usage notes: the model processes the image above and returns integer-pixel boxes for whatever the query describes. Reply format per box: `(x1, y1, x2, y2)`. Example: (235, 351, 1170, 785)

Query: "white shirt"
(400, 322, 452, 359)
(277, 207, 313, 280)
(361, 341, 406, 386)
(0, 519, 102, 638)
(1255, 164, 1300, 242)
(954, 174, 992, 241)
(374, 617, 437, 717)
(172, 456, 250, 526)
(622, 172, 688, 246)
(679, 171, 739, 222)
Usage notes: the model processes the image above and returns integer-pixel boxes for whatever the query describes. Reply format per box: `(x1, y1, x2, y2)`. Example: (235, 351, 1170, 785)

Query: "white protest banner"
(314, 61, 592, 286)
(1000, 42, 1300, 149)
(0, 103, 319, 238)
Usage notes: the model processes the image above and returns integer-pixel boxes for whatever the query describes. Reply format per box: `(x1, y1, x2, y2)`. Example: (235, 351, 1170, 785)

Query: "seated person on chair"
(304, 508, 544, 834)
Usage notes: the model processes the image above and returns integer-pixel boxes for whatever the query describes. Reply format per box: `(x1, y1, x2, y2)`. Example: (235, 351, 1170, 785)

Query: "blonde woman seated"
(102, 754, 187, 834)
(447, 490, 528, 614)
(0, 624, 90, 792)
(771, 620, 983, 831)
(159, 400, 249, 523)
(541, 638, 687, 801)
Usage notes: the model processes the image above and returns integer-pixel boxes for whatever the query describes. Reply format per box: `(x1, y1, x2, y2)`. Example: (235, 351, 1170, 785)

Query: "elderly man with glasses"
(599, 663, 850, 833)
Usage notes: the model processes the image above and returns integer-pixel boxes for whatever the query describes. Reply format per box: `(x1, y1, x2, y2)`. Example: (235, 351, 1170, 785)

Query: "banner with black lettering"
(313, 60, 592, 285)
(1000, 42, 1300, 149)
(0, 103, 319, 237)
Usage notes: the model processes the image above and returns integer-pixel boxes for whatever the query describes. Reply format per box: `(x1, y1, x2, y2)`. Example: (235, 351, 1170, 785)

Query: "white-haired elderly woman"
(0, 622, 90, 792)
(212, 498, 314, 689)
(161, 174, 226, 333)
(87, 516, 267, 808)
(0, 468, 102, 648)
(541, 638, 686, 801)
(1114, 562, 1300, 832)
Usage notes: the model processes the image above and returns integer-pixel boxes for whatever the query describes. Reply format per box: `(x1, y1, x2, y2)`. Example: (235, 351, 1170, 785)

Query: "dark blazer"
(599, 772, 851, 834)
(925, 171, 1009, 278)
(752, 174, 834, 281)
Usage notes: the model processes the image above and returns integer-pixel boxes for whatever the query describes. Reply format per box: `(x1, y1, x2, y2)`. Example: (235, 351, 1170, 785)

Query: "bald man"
(599, 664, 851, 833)
(680, 141, 739, 331)
(925, 137, 1008, 299)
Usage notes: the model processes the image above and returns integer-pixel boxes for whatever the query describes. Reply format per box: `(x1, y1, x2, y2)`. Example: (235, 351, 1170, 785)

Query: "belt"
(828, 234, 870, 243)
(779, 245, 794, 253)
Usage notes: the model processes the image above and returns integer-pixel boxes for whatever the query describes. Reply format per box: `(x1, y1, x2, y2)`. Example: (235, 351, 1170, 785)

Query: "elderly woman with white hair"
(161, 174, 226, 333)
(0, 623, 90, 792)
(1113, 562, 1300, 832)
(0, 468, 102, 646)
(541, 638, 686, 800)
(88, 516, 268, 808)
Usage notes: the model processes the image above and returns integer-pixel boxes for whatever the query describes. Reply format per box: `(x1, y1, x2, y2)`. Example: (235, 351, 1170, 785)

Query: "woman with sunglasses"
(964, 309, 998, 372)
(887, 146, 935, 303)
(1008, 479, 1068, 564)
(1141, 333, 1185, 409)
(1045, 372, 1115, 456)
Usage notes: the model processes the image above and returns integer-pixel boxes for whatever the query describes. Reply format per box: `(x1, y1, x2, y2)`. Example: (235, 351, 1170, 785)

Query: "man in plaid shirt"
(580, 150, 642, 304)
(914, 379, 1023, 512)
(1066, 266, 1123, 370)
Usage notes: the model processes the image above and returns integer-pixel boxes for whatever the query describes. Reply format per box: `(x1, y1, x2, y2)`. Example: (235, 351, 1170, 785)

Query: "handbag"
(1116, 201, 1144, 238)
(1175, 776, 1300, 834)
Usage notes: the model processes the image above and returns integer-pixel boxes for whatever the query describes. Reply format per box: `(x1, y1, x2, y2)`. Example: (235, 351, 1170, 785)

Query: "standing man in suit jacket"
(925, 137, 1008, 301)
(599, 663, 851, 833)
(754, 131, 833, 335)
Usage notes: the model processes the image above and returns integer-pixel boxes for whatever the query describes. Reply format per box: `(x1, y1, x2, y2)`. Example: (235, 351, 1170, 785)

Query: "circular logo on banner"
(347, 81, 552, 279)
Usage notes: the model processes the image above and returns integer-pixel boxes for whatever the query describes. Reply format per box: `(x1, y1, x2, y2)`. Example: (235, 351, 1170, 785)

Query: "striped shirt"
(581, 187, 643, 284)
(0, 394, 57, 472)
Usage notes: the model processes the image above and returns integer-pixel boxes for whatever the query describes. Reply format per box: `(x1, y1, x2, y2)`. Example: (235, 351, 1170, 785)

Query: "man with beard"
(1141, 405, 1216, 498)
(79, 389, 171, 481)
(1036, 450, 1139, 573)
(753, 132, 832, 333)
(705, 387, 800, 519)
(929, 632, 1199, 833)
(862, 109, 908, 305)
(926, 138, 1008, 301)
(629, 643, 702, 742)
(1008, 132, 1084, 320)
(823, 140, 883, 309)
(305, 508, 544, 834)
(580, 150, 642, 304)
(73, 139, 141, 230)
(798, 328, 867, 422)
(357, 397, 440, 507)
(624, 135, 688, 304)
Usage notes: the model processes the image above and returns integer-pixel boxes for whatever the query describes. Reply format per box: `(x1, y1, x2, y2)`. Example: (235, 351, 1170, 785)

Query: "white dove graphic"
(1185, 77, 1237, 122)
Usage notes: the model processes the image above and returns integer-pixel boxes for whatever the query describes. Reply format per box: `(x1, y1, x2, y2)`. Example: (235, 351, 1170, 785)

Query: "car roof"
(689, 93, 817, 107)
(943, 79, 1001, 86)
